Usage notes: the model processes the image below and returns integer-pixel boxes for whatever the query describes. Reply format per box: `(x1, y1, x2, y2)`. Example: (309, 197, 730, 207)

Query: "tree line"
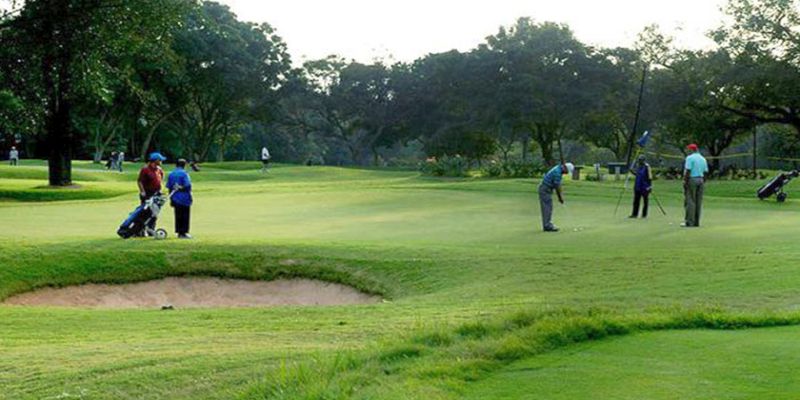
(1, 0, 800, 185)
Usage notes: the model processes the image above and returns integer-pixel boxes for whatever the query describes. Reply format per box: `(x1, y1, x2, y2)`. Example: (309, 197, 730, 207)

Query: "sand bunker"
(3, 277, 380, 309)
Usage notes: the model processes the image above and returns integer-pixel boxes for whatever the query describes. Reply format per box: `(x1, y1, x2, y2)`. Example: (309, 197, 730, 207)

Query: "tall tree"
(170, 2, 290, 162)
(0, 0, 188, 185)
(486, 18, 609, 166)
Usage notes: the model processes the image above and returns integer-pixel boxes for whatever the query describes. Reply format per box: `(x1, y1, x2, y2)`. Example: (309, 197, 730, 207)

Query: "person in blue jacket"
(167, 158, 194, 239)
(630, 155, 653, 219)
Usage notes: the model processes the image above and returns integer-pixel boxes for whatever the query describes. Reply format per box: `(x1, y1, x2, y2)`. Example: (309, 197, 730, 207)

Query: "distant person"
(137, 152, 166, 232)
(629, 155, 653, 219)
(167, 158, 193, 239)
(538, 162, 575, 232)
(108, 151, 118, 171)
(117, 151, 125, 173)
(683, 144, 709, 227)
(261, 146, 271, 172)
(8, 146, 19, 166)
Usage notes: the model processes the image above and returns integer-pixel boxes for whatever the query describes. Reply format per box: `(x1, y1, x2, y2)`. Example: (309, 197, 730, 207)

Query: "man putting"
(683, 144, 708, 227)
(538, 162, 575, 232)
(630, 155, 653, 218)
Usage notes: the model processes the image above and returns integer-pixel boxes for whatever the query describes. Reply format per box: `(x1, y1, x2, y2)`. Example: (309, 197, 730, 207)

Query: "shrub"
(481, 160, 545, 179)
(419, 155, 469, 177)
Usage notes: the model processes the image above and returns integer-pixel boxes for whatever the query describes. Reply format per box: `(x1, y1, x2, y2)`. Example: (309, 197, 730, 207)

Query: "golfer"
(8, 146, 19, 166)
(167, 159, 193, 239)
(538, 162, 575, 232)
(629, 155, 653, 218)
(137, 152, 166, 232)
(261, 146, 271, 172)
(117, 151, 125, 173)
(683, 144, 709, 227)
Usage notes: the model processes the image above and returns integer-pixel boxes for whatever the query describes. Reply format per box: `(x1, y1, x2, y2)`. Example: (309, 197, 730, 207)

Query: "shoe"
(628, 215, 637, 219)
(680, 223, 693, 228)
(178, 234, 193, 239)
(544, 227, 560, 232)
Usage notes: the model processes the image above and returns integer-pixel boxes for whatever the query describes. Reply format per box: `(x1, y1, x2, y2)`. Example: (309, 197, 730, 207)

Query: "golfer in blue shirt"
(683, 144, 709, 227)
(167, 158, 194, 239)
(538, 162, 574, 232)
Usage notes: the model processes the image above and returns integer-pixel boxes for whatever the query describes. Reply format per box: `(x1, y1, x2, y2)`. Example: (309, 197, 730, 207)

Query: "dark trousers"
(174, 204, 191, 235)
(632, 190, 650, 218)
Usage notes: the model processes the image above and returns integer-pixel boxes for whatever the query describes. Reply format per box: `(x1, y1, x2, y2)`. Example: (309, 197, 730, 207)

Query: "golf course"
(2, 161, 800, 399)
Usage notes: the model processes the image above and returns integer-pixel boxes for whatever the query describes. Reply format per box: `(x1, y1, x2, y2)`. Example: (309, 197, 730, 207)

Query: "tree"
(485, 18, 610, 166)
(170, 2, 290, 162)
(1, 0, 189, 185)
(711, 0, 800, 136)
(651, 50, 755, 172)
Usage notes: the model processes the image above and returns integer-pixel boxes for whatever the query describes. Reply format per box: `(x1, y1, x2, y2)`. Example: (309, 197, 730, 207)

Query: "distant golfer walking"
(538, 162, 574, 232)
(261, 146, 271, 172)
(683, 144, 708, 227)
(8, 146, 19, 166)
(629, 155, 653, 219)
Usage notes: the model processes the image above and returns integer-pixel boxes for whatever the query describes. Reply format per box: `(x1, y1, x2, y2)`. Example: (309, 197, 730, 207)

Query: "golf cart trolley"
(117, 192, 171, 240)
(757, 170, 800, 203)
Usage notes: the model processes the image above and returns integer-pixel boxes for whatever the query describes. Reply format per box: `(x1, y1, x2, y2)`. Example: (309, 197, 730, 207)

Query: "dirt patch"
(3, 277, 381, 309)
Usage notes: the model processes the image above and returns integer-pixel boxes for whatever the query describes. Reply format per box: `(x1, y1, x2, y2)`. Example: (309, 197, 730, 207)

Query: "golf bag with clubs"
(757, 170, 800, 203)
(117, 193, 170, 239)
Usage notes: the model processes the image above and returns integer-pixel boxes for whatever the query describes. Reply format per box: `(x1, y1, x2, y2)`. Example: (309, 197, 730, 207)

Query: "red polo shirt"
(138, 164, 164, 196)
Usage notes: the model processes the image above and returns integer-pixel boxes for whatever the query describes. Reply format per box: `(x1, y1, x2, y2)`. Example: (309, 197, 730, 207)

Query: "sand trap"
(3, 277, 380, 309)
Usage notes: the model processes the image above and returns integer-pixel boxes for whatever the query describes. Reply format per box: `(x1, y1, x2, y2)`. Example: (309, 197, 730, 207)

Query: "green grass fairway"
(465, 326, 800, 400)
(1, 161, 800, 399)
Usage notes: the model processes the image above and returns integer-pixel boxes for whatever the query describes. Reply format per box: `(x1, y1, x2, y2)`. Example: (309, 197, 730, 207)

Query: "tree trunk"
(521, 135, 530, 163)
(43, 6, 73, 187)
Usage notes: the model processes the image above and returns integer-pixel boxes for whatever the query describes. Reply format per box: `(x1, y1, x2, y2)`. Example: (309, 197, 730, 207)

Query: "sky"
(220, 0, 728, 64)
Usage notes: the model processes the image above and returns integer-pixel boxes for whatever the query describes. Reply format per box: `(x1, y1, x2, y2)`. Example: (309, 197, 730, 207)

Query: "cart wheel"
(777, 192, 788, 203)
(154, 229, 168, 240)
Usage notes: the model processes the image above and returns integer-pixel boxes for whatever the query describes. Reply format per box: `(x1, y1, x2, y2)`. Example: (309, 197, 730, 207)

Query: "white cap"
(565, 162, 575, 175)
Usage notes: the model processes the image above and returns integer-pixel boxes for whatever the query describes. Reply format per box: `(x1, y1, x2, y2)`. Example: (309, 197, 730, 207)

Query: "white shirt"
(9, 150, 18, 160)
(118, 152, 125, 162)
(261, 147, 270, 160)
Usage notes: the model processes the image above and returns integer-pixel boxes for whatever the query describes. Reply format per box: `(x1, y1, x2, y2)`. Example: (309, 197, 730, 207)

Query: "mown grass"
(1, 160, 799, 399)
(465, 323, 800, 399)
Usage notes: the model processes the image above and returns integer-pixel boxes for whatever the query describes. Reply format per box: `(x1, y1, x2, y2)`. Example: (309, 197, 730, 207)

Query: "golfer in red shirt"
(138, 152, 166, 230)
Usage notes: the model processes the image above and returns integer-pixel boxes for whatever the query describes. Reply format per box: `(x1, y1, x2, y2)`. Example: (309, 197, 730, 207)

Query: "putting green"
(1, 161, 799, 399)
(465, 326, 800, 400)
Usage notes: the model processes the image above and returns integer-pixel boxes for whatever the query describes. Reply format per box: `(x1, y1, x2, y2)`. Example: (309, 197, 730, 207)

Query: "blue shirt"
(634, 163, 652, 192)
(166, 167, 193, 207)
(684, 152, 709, 178)
(541, 165, 565, 189)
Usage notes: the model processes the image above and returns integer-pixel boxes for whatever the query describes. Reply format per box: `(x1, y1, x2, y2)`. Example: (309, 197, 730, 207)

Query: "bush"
(419, 155, 469, 177)
(481, 160, 545, 179)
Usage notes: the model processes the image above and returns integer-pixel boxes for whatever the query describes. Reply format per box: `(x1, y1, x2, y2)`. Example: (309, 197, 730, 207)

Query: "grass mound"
(242, 308, 800, 399)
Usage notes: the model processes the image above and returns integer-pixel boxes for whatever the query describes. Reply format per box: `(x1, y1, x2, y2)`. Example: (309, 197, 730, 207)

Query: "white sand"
(3, 277, 380, 309)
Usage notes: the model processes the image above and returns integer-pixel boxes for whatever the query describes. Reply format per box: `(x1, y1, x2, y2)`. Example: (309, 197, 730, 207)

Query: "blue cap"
(149, 152, 167, 162)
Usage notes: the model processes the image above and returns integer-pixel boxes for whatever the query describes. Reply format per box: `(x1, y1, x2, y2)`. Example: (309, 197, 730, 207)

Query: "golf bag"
(757, 170, 800, 202)
(117, 193, 169, 239)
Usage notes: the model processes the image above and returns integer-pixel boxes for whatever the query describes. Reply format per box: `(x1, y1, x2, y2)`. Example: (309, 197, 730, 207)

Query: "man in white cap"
(8, 146, 19, 166)
(538, 162, 574, 232)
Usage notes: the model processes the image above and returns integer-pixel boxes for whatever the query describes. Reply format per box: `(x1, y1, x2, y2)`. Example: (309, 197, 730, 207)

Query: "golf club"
(651, 191, 668, 216)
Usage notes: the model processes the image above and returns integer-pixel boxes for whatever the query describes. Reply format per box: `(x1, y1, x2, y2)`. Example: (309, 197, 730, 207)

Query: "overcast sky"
(220, 0, 728, 63)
